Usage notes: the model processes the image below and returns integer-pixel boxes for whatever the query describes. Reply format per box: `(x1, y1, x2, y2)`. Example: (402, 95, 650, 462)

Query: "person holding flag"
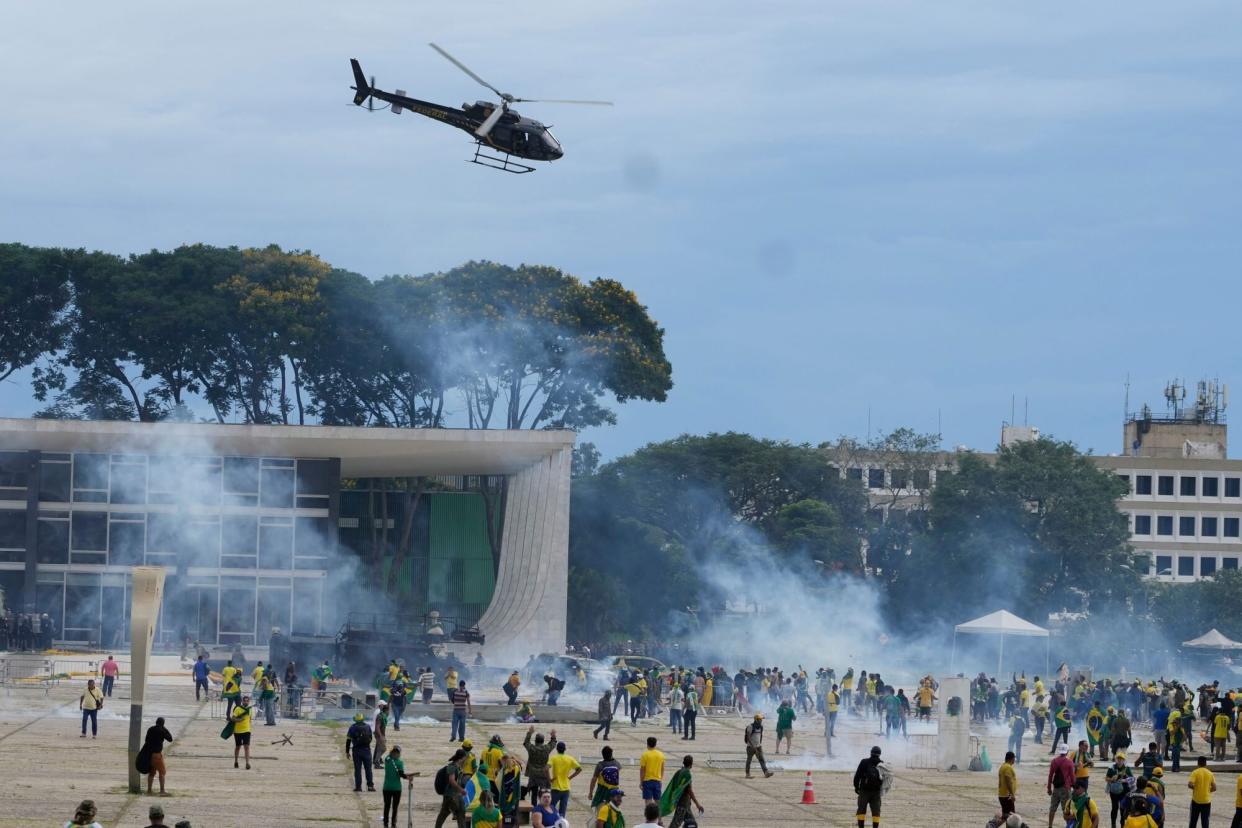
(221, 661, 242, 719)
(481, 735, 506, 789)
(1086, 703, 1106, 759)
(660, 755, 705, 828)
(498, 753, 524, 828)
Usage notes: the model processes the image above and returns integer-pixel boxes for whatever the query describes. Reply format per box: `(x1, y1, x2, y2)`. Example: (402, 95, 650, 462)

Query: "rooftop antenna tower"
(1164, 379, 1186, 419)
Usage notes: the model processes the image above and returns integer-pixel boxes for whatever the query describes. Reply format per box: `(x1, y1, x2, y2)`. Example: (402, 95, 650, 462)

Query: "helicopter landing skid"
(469, 142, 536, 174)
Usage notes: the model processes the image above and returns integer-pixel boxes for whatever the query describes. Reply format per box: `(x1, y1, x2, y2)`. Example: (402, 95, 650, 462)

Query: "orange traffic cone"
(800, 770, 817, 804)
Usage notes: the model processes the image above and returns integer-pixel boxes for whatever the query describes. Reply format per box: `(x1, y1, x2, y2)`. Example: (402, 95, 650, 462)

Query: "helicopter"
(350, 44, 612, 174)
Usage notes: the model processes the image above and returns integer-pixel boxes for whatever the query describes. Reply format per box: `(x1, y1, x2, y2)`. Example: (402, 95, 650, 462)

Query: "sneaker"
(367, 786, 376, 792)
(764, 771, 774, 778)
(235, 761, 240, 768)
(246, 763, 251, 770)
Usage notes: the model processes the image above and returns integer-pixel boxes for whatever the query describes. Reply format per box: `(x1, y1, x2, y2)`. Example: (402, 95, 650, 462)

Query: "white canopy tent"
(1181, 628, 1242, 651)
(951, 610, 1050, 676)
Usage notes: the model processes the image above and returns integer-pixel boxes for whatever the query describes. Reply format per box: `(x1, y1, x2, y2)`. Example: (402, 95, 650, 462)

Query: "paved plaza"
(1, 671, 1238, 828)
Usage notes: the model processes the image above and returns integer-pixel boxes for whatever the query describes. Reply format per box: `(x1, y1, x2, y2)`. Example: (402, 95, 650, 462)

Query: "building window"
(1155, 555, 1173, 576)
(1179, 516, 1196, 536)
(0, 452, 29, 488)
(39, 460, 71, 502)
(1202, 516, 1218, 537)
(37, 517, 69, 563)
(1158, 476, 1174, 496)
(890, 469, 909, 489)
(70, 512, 108, 551)
(1203, 477, 1219, 497)
(1226, 517, 1241, 538)
(1177, 557, 1194, 577)
(1134, 515, 1152, 535)
(1157, 516, 1173, 536)
(1201, 557, 1217, 576)
(1223, 557, 1239, 571)
(867, 469, 885, 489)
(1116, 473, 1130, 493)
(1227, 478, 1241, 498)
(1180, 476, 1197, 496)
(913, 469, 931, 489)
(846, 467, 863, 481)
(1135, 475, 1152, 495)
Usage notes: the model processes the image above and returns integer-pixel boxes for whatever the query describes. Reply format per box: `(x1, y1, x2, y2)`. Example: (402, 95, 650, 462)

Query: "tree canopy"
(17, 245, 671, 432)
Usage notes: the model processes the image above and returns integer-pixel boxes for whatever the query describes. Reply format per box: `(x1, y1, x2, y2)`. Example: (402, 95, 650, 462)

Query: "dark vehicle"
(269, 612, 480, 684)
(350, 43, 611, 174)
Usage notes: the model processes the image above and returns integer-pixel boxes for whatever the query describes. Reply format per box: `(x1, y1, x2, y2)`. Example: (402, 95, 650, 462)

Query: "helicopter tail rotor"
(349, 58, 371, 106)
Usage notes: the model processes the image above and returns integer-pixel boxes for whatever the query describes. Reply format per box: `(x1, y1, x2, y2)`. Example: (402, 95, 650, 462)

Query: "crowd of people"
(0, 610, 56, 650)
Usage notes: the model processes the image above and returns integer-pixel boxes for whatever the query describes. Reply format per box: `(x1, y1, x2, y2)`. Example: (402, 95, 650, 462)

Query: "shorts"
(1048, 787, 1070, 814)
(918, 706, 931, 717)
(234, 732, 251, 746)
(641, 780, 662, 801)
(149, 752, 167, 775)
(776, 728, 792, 739)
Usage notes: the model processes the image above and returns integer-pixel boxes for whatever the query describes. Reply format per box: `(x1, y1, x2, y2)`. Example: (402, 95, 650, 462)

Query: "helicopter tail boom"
(349, 58, 370, 105)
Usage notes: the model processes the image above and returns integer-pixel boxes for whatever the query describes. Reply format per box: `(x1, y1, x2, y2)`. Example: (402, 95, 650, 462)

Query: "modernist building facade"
(0, 418, 572, 658)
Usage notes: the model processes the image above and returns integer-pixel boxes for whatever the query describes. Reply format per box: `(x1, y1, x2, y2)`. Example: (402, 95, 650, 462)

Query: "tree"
(0, 244, 72, 385)
(888, 438, 1136, 626)
(1148, 570, 1242, 644)
(393, 261, 673, 430)
(865, 427, 943, 512)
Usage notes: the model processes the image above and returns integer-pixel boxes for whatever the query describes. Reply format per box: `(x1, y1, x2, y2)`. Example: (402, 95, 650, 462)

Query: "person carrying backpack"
(434, 749, 468, 828)
(853, 745, 885, 828)
(345, 712, 375, 792)
(743, 714, 773, 779)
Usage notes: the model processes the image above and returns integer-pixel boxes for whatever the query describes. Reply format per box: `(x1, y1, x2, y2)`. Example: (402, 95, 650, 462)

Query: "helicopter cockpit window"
(542, 129, 562, 152)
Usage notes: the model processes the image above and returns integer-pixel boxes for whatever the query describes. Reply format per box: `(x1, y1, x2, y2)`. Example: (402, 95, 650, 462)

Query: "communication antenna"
(1124, 372, 1131, 422)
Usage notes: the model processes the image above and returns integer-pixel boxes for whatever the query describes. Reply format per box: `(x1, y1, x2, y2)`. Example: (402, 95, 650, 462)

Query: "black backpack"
(860, 760, 882, 792)
(1127, 792, 1149, 816)
(434, 765, 450, 795)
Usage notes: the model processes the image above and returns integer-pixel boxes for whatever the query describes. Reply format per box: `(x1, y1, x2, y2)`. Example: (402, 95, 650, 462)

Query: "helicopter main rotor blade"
(512, 98, 614, 106)
(428, 42, 508, 100)
(474, 104, 506, 138)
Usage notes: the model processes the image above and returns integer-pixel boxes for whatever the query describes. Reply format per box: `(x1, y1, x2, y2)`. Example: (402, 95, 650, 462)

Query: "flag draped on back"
(659, 768, 692, 816)
(463, 770, 491, 811)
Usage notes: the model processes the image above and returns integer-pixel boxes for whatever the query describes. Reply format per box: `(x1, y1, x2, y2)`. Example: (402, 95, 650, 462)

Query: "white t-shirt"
(64, 822, 104, 828)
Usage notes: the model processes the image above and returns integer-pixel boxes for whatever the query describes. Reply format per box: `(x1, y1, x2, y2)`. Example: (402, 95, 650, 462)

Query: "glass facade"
(0, 449, 338, 647)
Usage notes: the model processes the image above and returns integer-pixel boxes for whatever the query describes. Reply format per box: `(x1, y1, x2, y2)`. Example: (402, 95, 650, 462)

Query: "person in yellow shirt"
(595, 788, 625, 828)
(387, 660, 401, 682)
(461, 739, 478, 776)
(1186, 755, 1216, 828)
(639, 736, 665, 805)
(250, 661, 265, 687)
(548, 740, 582, 816)
(221, 663, 242, 719)
(230, 693, 253, 770)
(481, 735, 506, 786)
(997, 750, 1017, 817)
(916, 683, 936, 720)
(1212, 709, 1231, 761)
(1066, 780, 1099, 828)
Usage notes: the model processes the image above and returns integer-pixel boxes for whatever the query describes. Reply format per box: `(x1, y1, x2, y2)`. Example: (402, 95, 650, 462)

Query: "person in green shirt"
(472, 790, 501, 828)
(776, 700, 797, 754)
(382, 745, 416, 828)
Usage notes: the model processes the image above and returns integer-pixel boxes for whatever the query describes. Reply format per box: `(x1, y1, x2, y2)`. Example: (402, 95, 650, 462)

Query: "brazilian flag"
(462, 770, 491, 812)
(1086, 709, 1104, 746)
(659, 768, 692, 817)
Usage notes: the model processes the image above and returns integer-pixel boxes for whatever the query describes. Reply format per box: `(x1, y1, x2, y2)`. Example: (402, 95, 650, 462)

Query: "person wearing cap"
(373, 700, 389, 769)
(64, 799, 103, 828)
(1047, 744, 1076, 828)
(258, 665, 278, 726)
(345, 711, 375, 791)
(435, 749, 468, 828)
(230, 693, 253, 770)
(144, 803, 167, 827)
(1105, 751, 1134, 828)
(743, 713, 772, 778)
(595, 787, 626, 828)
(999, 750, 1018, 817)
(382, 744, 416, 828)
(853, 746, 885, 828)
(461, 738, 479, 776)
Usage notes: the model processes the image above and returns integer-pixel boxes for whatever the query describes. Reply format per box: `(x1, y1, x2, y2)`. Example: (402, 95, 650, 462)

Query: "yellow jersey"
(639, 748, 665, 782)
(1189, 766, 1215, 805)
(231, 704, 252, 734)
(549, 753, 581, 791)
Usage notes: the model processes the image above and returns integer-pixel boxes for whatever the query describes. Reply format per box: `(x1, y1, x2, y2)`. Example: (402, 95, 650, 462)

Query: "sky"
(2, 1, 1242, 460)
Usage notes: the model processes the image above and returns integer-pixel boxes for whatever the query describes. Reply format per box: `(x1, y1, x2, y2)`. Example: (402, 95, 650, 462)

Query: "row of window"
(1119, 473, 1242, 498)
(9, 452, 335, 508)
(1151, 554, 1239, 578)
(840, 467, 939, 490)
(0, 509, 333, 570)
(1130, 513, 1242, 538)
